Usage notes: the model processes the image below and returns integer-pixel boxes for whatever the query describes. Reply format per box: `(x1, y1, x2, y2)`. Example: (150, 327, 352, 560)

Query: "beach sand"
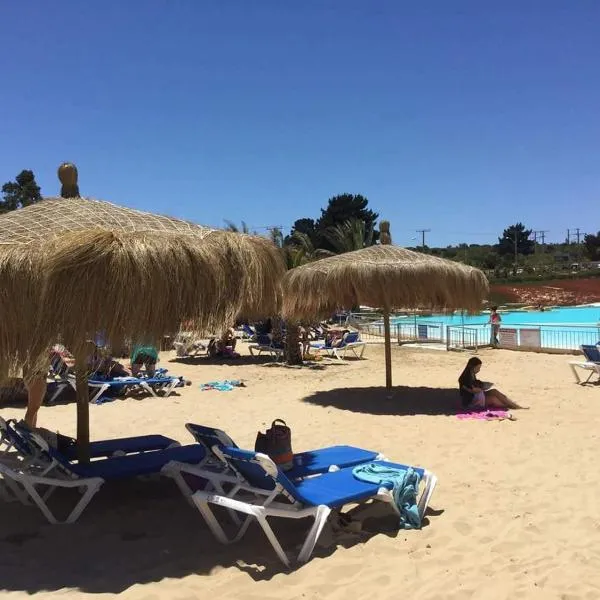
(1, 343, 599, 600)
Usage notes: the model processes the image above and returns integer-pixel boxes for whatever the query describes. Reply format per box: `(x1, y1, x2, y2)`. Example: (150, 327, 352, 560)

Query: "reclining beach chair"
(191, 446, 437, 567)
(0, 426, 206, 524)
(164, 423, 386, 503)
(238, 324, 257, 341)
(173, 332, 207, 358)
(311, 331, 367, 361)
(569, 345, 600, 384)
(65, 371, 185, 404)
(248, 334, 284, 360)
(0, 417, 180, 464)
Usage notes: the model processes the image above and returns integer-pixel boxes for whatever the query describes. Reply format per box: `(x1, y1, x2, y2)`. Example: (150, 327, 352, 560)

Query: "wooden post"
(383, 309, 392, 390)
(74, 361, 90, 464)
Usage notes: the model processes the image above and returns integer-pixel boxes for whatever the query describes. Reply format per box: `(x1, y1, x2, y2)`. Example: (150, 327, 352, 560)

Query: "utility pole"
(415, 228, 431, 250)
(539, 230, 548, 245)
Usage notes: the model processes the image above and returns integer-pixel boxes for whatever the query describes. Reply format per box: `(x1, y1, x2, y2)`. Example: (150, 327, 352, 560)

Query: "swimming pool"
(394, 304, 600, 328)
(387, 305, 600, 350)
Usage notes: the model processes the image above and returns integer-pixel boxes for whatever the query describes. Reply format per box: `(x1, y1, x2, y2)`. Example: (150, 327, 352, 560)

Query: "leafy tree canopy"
(584, 231, 600, 262)
(0, 170, 42, 213)
(497, 223, 535, 256)
(315, 194, 379, 251)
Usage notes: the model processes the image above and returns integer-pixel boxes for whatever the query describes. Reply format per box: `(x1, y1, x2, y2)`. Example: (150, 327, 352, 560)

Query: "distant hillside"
(490, 278, 600, 306)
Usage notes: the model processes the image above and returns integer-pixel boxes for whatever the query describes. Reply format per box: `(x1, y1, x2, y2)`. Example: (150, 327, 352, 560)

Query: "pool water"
(393, 305, 600, 327)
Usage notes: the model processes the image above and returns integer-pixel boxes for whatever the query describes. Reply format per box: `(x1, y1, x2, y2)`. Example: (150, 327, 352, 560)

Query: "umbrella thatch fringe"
(282, 245, 489, 320)
(0, 198, 285, 379)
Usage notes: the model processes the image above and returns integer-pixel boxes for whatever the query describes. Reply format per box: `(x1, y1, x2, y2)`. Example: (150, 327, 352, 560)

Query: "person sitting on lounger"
(458, 357, 526, 410)
(208, 328, 240, 358)
(325, 327, 350, 348)
(130, 344, 159, 377)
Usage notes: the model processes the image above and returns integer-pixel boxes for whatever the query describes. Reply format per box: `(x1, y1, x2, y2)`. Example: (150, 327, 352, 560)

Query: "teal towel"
(352, 463, 422, 529)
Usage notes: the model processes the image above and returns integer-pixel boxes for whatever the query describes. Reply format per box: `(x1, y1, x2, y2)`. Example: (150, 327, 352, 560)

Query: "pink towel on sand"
(457, 410, 510, 421)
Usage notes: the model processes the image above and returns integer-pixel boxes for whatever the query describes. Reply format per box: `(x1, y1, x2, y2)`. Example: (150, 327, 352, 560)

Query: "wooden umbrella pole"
(74, 356, 90, 464)
(383, 308, 392, 390)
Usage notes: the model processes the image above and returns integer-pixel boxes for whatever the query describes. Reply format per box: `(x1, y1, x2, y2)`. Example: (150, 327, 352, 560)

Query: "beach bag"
(255, 419, 294, 471)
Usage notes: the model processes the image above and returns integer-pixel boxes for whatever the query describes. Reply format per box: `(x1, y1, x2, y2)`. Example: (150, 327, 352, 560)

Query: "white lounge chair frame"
(190, 451, 437, 567)
(0, 432, 104, 524)
(569, 361, 600, 384)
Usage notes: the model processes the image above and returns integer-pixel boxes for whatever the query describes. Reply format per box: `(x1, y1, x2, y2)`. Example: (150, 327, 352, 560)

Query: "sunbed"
(0, 426, 206, 524)
(569, 344, 600, 384)
(248, 334, 284, 359)
(163, 423, 385, 503)
(311, 331, 367, 360)
(191, 446, 437, 566)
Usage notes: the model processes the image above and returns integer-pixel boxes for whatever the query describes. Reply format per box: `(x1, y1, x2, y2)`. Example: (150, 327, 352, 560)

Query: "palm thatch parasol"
(0, 164, 285, 460)
(282, 244, 488, 389)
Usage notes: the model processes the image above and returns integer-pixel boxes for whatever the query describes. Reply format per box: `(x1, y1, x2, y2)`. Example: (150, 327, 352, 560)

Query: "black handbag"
(255, 419, 294, 471)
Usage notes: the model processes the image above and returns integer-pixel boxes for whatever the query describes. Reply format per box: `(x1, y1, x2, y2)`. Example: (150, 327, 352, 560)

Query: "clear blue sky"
(1, 1, 599, 246)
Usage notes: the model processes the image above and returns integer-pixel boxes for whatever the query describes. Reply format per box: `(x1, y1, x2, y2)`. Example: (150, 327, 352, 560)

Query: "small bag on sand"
(255, 419, 294, 471)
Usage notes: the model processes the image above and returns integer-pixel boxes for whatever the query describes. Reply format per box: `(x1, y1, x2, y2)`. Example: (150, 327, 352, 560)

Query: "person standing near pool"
(489, 306, 501, 347)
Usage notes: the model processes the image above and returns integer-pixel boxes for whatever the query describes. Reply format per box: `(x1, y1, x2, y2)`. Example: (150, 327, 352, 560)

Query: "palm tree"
(321, 218, 373, 254)
(223, 220, 251, 233)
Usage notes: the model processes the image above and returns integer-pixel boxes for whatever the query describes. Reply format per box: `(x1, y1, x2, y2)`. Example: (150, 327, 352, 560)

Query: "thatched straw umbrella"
(282, 244, 488, 389)
(0, 163, 284, 460)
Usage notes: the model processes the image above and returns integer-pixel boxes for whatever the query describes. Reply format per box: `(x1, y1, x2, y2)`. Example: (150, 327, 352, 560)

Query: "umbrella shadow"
(0, 477, 438, 592)
(302, 386, 461, 416)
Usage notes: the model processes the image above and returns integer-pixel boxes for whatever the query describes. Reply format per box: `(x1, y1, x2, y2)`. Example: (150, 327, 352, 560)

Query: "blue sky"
(1, 1, 599, 246)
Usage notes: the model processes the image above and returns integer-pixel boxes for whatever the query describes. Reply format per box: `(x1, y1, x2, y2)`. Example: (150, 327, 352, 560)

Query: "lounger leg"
(193, 494, 251, 543)
(255, 514, 292, 567)
(89, 384, 110, 404)
(19, 479, 102, 524)
(297, 505, 332, 564)
(417, 472, 438, 521)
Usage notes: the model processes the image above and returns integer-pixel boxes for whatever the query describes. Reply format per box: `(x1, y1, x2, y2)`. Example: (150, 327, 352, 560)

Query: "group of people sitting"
(23, 340, 162, 429)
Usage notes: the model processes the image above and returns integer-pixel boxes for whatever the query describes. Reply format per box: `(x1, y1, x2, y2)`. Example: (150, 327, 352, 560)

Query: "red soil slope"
(491, 278, 600, 306)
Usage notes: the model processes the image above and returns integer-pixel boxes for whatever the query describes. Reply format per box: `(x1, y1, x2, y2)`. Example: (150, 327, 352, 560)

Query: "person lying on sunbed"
(458, 357, 527, 410)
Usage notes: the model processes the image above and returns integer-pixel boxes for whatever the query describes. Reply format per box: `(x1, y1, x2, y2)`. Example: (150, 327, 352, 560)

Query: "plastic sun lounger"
(0, 428, 207, 524)
(65, 371, 184, 403)
(191, 446, 438, 567)
(248, 334, 284, 360)
(569, 344, 600, 384)
(0, 417, 180, 464)
(164, 423, 386, 503)
(311, 331, 367, 361)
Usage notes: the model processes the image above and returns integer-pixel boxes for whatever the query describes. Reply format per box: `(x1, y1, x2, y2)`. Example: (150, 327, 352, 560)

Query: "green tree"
(584, 232, 600, 261)
(315, 194, 379, 251)
(289, 218, 316, 242)
(321, 219, 374, 254)
(0, 170, 42, 213)
(223, 220, 251, 233)
(497, 223, 535, 257)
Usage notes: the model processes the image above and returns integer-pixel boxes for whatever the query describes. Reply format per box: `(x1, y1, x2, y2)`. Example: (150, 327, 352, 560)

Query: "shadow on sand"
(302, 385, 461, 416)
(0, 477, 437, 593)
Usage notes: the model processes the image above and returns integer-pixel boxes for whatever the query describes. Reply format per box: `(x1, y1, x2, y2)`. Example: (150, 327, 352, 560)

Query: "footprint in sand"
(453, 521, 472, 536)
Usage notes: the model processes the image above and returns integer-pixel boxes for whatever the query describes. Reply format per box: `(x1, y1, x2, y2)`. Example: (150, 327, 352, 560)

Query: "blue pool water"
(395, 305, 600, 327)
(386, 305, 600, 350)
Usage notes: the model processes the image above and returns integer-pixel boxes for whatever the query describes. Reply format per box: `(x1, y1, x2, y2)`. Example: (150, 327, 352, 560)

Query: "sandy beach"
(1, 342, 599, 600)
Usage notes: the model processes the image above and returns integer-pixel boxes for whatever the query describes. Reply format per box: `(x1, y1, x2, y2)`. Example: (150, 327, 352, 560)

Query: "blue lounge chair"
(0, 427, 206, 524)
(248, 334, 284, 359)
(311, 331, 367, 360)
(185, 423, 383, 478)
(65, 370, 185, 403)
(191, 446, 437, 566)
(0, 417, 180, 463)
(569, 344, 600, 384)
(163, 423, 384, 519)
